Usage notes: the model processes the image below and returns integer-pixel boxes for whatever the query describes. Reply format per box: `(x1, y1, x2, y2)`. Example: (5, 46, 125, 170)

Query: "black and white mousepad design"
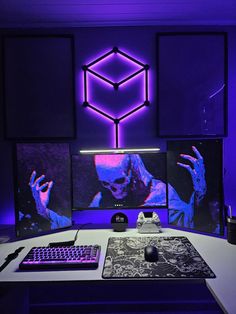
(102, 236, 215, 279)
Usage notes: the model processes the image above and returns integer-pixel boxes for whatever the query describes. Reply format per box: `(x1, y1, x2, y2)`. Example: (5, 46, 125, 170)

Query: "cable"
(0, 247, 25, 272)
(48, 223, 92, 247)
(73, 223, 92, 243)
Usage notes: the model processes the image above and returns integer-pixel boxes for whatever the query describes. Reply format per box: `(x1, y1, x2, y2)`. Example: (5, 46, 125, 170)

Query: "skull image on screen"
(95, 154, 131, 199)
(89, 153, 166, 208)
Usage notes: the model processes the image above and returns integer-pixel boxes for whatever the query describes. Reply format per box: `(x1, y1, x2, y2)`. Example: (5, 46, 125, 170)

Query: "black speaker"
(111, 212, 128, 232)
(227, 216, 236, 245)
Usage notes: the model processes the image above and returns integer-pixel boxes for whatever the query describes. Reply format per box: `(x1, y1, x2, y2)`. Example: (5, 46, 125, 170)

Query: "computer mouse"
(144, 245, 159, 262)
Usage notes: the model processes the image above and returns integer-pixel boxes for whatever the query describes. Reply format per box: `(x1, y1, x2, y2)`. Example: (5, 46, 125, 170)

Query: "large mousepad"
(102, 236, 216, 279)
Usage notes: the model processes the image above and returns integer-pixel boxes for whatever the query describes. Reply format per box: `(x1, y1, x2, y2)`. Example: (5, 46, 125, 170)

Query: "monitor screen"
(72, 153, 167, 209)
(167, 139, 224, 235)
(15, 143, 72, 237)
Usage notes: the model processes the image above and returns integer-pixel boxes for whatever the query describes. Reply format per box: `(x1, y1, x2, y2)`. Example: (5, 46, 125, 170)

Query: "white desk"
(0, 228, 236, 313)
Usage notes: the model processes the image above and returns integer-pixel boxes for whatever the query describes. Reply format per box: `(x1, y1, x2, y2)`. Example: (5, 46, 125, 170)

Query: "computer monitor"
(14, 143, 72, 237)
(72, 152, 167, 210)
(167, 139, 224, 235)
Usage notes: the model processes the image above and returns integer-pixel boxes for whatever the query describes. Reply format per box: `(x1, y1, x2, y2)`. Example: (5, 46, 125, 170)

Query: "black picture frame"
(3, 34, 76, 139)
(157, 32, 228, 138)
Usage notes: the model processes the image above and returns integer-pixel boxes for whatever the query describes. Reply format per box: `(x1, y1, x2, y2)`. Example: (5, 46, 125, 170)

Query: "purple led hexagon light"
(82, 47, 150, 148)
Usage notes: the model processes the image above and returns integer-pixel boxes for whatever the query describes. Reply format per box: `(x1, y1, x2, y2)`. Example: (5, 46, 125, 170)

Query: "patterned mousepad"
(102, 236, 216, 279)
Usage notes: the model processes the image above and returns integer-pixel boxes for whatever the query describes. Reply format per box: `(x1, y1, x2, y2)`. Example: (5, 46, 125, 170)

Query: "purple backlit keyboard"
(19, 245, 101, 270)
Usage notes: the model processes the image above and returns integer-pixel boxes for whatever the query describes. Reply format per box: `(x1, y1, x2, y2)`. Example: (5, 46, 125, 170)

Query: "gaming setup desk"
(0, 141, 236, 313)
(0, 226, 236, 314)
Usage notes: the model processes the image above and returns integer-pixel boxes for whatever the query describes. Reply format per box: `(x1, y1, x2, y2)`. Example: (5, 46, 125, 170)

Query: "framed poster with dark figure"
(14, 143, 72, 238)
(3, 35, 76, 139)
(167, 139, 224, 235)
(157, 32, 227, 137)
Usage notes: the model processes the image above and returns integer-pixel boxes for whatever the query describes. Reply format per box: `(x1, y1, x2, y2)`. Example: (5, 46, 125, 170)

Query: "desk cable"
(0, 246, 25, 272)
(48, 223, 92, 247)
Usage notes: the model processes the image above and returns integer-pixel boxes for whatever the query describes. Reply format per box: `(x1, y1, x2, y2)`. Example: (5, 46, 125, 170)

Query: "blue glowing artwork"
(15, 143, 72, 237)
(167, 139, 224, 235)
(72, 153, 167, 209)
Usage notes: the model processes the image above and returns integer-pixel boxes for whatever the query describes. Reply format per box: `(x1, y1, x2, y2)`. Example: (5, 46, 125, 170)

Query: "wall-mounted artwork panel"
(3, 35, 75, 139)
(157, 32, 227, 137)
(167, 139, 224, 235)
(14, 143, 72, 238)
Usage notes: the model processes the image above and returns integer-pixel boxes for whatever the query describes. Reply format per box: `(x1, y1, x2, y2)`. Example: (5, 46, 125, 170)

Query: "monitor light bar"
(80, 148, 160, 154)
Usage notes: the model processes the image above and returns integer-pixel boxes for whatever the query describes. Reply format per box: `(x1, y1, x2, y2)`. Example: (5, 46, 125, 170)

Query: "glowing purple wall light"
(82, 47, 150, 148)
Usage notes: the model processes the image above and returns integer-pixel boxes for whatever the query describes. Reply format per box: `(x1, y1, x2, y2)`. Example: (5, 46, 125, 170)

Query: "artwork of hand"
(177, 146, 207, 205)
(29, 170, 54, 219)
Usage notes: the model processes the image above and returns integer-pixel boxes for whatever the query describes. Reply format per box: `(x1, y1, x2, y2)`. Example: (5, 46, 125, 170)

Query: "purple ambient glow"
(82, 47, 150, 148)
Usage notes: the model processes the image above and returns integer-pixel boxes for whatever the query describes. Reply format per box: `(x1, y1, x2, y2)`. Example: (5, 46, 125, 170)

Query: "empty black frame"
(3, 35, 76, 139)
(157, 32, 227, 137)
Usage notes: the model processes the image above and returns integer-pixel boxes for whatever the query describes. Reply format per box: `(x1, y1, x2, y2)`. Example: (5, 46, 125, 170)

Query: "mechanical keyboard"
(19, 245, 101, 270)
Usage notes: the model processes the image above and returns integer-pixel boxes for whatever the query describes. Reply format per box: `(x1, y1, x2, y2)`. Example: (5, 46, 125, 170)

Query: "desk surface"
(0, 227, 236, 313)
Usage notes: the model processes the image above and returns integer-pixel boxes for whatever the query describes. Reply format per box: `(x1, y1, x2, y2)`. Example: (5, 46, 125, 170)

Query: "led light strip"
(82, 47, 150, 148)
(80, 148, 160, 154)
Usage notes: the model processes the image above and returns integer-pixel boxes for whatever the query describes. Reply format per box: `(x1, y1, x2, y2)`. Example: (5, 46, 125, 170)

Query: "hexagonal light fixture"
(82, 47, 150, 148)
